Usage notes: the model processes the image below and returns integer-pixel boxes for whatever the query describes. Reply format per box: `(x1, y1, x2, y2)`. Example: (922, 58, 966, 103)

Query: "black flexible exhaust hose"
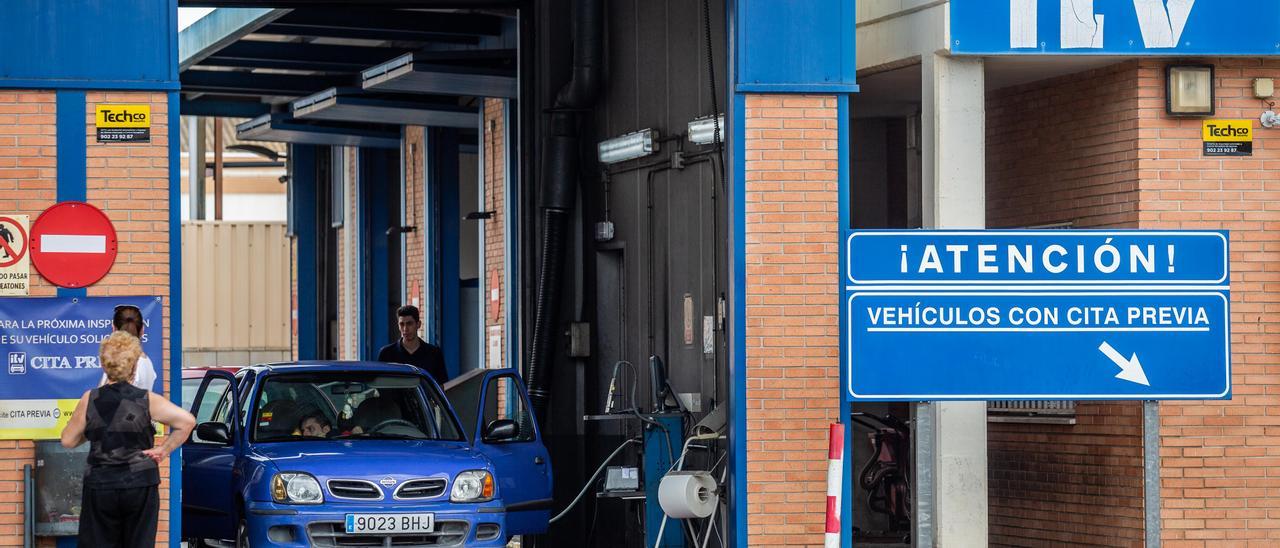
(527, 207, 567, 412)
(526, 0, 602, 420)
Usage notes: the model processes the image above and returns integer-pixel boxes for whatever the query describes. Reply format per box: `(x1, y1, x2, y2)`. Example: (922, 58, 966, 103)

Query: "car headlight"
(450, 470, 495, 502)
(272, 473, 323, 504)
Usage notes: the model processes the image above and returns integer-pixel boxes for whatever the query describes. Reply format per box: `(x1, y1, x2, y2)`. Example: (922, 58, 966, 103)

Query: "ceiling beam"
(257, 23, 481, 44)
(200, 41, 405, 72)
(179, 8, 289, 71)
(363, 54, 516, 98)
(182, 70, 350, 97)
(274, 9, 503, 36)
(292, 87, 478, 128)
(237, 113, 401, 149)
(180, 98, 273, 118)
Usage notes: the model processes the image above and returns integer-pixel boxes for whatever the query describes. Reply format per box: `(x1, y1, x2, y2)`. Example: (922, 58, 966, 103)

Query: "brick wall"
(0, 90, 56, 545)
(0, 90, 173, 546)
(404, 127, 426, 331)
(1134, 58, 1280, 547)
(482, 99, 506, 367)
(987, 57, 1280, 546)
(85, 91, 173, 546)
(743, 94, 840, 545)
(986, 63, 1146, 547)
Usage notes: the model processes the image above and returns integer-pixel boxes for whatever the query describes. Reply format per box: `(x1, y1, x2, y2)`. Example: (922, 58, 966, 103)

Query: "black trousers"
(77, 484, 159, 548)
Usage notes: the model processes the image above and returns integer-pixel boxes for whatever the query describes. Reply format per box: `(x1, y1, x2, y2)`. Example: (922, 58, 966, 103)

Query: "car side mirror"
(482, 419, 518, 443)
(195, 421, 231, 445)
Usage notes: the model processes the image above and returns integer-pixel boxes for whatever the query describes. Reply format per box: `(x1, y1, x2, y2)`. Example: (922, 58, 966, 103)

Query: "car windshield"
(251, 372, 464, 443)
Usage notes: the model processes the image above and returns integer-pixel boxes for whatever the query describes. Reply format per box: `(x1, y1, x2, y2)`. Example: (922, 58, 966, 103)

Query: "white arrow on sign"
(1099, 341, 1150, 386)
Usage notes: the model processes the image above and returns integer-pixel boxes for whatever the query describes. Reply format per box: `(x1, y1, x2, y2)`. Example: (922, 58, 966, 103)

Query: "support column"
(917, 52, 988, 547)
(187, 116, 206, 220)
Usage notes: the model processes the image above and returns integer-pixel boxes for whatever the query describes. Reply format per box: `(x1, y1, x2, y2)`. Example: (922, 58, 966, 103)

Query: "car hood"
(251, 439, 489, 484)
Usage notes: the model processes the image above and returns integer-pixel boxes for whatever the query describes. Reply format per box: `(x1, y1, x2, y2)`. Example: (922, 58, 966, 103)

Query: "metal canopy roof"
(180, 6, 514, 145)
(237, 113, 401, 148)
(292, 87, 478, 128)
(362, 51, 517, 98)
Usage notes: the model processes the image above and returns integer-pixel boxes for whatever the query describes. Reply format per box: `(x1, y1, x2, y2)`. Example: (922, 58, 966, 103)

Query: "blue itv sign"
(842, 230, 1231, 401)
(950, 0, 1280, 56)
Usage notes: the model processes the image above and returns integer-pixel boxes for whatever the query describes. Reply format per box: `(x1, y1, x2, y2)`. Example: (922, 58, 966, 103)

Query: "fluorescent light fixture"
(687, 114, 725, 145)
(1166, 65, 1215, 116)
(598, 129, 659, 164)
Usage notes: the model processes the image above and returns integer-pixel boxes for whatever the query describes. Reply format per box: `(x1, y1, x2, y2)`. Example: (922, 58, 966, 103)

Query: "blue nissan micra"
(182, 362, 552, 547)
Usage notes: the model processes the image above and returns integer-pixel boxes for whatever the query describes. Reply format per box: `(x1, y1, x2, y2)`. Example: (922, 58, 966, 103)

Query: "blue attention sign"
(848, 231, 1228, 285)
(950, 0, 1280, 56)
(843, 230, 1231, 401)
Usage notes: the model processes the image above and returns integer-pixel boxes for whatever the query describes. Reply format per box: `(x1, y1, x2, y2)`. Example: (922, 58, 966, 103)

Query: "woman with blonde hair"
(60, 331, 195, 547)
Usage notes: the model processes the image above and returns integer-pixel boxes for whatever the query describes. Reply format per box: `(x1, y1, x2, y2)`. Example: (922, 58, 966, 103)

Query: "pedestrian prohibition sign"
(30, 202, 118, 289)
(0, 215, 30, 296)
(842, 230, 1231, 401)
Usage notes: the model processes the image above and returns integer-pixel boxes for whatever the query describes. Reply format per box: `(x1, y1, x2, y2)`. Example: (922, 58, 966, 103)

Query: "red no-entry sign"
(30, 202, 119, 288)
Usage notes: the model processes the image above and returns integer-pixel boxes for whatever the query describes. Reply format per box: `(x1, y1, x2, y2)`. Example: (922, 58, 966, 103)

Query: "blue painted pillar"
(425, 128, 461, 380)
(358, 147, 399, 359)
(291, 144, 320, 360)
(730, 1, 857, 547)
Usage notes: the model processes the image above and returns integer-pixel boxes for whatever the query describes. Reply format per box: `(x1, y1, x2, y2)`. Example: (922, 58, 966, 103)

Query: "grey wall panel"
(532, 1, 728, 545)
(587, 0, 728, 418)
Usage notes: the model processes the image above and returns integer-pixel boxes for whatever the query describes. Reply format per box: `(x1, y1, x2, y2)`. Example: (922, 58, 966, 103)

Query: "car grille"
(307, 520, 469, 547)
(327, 479, 383, 500)
(394, 478, 447, 500)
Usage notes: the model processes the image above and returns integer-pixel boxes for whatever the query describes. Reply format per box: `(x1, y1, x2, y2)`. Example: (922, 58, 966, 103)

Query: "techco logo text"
(99, 110, 147, 124)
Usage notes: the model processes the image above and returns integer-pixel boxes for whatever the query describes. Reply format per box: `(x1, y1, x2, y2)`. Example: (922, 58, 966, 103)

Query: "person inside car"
(298, 412, 334, 438)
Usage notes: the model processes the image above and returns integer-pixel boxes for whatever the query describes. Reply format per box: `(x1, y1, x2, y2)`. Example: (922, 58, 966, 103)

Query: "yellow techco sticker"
(1202, 119, 1252, 156)
(95, 104, 151, 143)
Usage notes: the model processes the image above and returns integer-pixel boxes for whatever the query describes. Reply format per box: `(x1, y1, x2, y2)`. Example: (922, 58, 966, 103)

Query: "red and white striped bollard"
(825, 422, 844, 548)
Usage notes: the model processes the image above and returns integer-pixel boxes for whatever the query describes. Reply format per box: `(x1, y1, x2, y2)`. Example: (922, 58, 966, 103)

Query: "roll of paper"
(658, 471, 717, 519)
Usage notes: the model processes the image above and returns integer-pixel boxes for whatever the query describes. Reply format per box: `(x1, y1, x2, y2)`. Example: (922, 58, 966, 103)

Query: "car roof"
(243, 360, 424, 376)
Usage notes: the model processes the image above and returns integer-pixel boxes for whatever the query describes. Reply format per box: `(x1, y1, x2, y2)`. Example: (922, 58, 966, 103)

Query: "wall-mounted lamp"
(385, 225, 417, 236)
(597, 129, 659, 164)
(1166, 64, 1215, 116)
(687, 114, 725, 145)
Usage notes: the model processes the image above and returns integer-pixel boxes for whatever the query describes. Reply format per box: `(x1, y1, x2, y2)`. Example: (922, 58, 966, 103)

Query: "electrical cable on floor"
(549, 438, 641, 524)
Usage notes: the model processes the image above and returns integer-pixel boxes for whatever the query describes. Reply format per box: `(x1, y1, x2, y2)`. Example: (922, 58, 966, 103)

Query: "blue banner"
(951, 0, 1280, 56)
(0, 296, 163, 439)
(846, 291, 1230, 400)
(847, 230, 1228, 286)
(0, 296, 163, 399)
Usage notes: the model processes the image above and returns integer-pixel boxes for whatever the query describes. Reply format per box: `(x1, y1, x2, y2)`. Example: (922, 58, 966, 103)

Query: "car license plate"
(345, 513, 435, 534)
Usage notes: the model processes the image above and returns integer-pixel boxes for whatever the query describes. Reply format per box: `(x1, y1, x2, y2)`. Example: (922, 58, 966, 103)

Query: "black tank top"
(83, 383, 159, 488)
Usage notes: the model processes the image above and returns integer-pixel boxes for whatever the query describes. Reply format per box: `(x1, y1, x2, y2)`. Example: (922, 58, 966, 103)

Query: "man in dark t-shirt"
(377, 305, 448, 385)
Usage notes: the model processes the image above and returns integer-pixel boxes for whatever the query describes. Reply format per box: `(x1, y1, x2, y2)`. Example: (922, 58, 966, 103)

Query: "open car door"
(182, 370, 241, 541)
(445, 368, 553, 535)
